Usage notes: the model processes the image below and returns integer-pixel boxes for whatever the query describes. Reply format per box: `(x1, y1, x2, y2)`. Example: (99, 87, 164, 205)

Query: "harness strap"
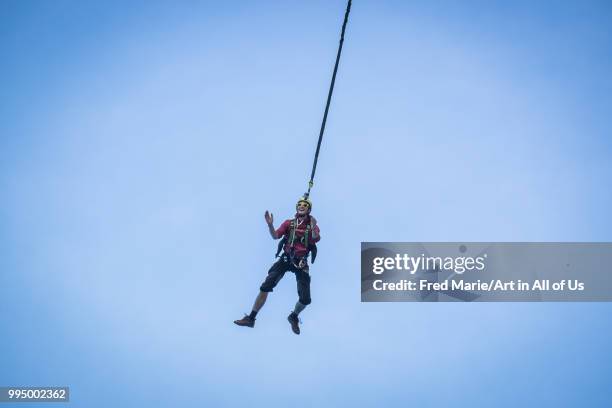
(288, 219, 297, 248)
(277, 218, 312, 258)
(288, 219, 312, 250)
(303, 223, 311, 252)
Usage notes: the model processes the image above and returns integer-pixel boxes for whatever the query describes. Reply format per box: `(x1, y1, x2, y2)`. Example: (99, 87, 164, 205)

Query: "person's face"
(296, 201, 310, 216)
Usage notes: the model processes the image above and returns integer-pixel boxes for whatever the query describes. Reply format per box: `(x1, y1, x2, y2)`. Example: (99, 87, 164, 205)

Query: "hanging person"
(233, 0, 350, 335)
(234, 197, 320, 335)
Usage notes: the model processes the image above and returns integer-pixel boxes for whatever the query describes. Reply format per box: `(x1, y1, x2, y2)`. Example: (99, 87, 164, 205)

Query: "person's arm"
(265, 211, 278, 239)
(266, 212, 289, 239)
(310, 216, 321, 242)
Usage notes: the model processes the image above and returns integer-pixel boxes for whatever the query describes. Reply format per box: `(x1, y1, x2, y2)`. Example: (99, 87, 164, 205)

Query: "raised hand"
(265, 210, 274, 226)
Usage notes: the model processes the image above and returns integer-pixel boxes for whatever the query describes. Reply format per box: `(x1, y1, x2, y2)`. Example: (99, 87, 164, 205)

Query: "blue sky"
(1, 1, 612, 407)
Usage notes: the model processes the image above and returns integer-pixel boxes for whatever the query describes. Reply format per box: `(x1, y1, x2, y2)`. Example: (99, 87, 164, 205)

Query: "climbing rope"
(304, 0, 352, 199)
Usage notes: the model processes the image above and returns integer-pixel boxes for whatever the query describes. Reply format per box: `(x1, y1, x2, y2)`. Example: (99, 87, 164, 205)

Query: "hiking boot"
(234, 314, 255, 328)
(287, 312, 300, 335)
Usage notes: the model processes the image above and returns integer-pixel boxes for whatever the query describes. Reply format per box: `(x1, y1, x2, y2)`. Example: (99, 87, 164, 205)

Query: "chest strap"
(276, 219, 312, 258)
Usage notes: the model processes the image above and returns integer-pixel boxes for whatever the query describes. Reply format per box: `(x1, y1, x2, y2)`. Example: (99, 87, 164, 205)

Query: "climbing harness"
(275, 217, 317, 264)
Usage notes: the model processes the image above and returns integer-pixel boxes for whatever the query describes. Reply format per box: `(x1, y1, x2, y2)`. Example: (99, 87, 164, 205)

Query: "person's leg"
(236, 291, 267, 324)
(250, 291, 268, 317)
(287, 267, 311, 334)
(294, 268, 312, 311)
(235, 259, 289, 327)
(292, 300, 306, 315)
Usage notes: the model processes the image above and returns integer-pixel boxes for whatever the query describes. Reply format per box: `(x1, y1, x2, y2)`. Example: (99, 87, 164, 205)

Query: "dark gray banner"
(361, 243, 612, 302)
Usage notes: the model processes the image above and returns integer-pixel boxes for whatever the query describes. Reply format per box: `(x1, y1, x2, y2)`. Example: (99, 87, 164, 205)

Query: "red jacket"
(276, 215, 321, 258)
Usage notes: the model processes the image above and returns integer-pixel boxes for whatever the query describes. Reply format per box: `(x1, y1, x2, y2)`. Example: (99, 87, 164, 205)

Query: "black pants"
(259, 256, 311, 305)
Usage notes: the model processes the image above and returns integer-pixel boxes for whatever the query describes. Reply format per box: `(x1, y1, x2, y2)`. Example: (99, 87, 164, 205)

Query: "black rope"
(304, 0, 352, 199)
